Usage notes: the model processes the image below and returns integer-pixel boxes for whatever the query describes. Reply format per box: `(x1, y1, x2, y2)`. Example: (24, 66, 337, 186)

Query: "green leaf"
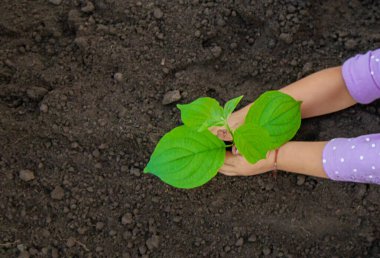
(177, 97, 224, 132)
(223, 95, 243, 119)
(144, 126, 226, 189)
(245, 91, 301, 148)
(234, 123, 273, 164)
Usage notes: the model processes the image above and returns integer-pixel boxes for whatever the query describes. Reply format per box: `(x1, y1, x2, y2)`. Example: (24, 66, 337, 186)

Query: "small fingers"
(218, 167, 238, 176)
(219, 152, 239, 176)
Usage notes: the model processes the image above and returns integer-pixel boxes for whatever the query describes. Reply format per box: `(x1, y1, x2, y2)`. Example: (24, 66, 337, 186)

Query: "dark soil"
(1, 0, 380, 257)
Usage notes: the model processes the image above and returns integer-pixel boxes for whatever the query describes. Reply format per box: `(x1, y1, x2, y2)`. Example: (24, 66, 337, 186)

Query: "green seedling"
(144, 90, 302, 189)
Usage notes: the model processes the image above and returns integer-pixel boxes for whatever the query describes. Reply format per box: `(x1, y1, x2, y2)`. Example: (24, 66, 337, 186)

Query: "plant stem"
(225, 122, 234, 140)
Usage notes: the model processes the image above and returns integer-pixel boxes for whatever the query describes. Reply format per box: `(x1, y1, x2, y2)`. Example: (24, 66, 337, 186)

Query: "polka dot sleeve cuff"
(322, 134, 380, 184)
(342, 49, 380, 104)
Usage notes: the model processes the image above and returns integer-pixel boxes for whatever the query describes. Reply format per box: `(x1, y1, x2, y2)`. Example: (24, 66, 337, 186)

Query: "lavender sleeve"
(322, 49, 380, 184)
(341, 49, 380, 103)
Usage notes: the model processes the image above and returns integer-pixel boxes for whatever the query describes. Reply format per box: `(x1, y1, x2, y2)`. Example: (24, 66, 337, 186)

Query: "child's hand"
(219, 149, 274, 176)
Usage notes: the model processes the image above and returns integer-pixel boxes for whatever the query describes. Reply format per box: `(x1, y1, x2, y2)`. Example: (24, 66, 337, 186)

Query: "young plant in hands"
(143, 96, 243, 189)
(144, 91, 302, 189)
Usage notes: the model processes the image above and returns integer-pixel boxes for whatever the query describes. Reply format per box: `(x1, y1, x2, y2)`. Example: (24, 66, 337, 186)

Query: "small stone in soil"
(19, 170, 35, 182)
(139, 245, 147, 255)
(92, 149, 100, 158)
(41, 247, 48, 255)
(29, 248, 38, 255)
(81, 1, 95, 13)
(74, 37, 88, 50)
(302, 62, 313, 74)
(262, 246, 271, 255)
(77, 227, 87, 235)
(162, 90, 181, 105)
(26, 87, 48, 100)
(114, 72, 124, 82)
(153, 8, 163, 19)
(121, 212, 133, 225)
(345, 39, 358, 50)
(279, 33, 293, 44)
(96, 222, 105, 230)
(146, 235, 160, 250)
(40, 104, 48, 113)
(130, 167, 141, 176)
(248, 234, 257, 242)
(51, 186, 65, 200)
(68, 9, 82, 30)
(211, 46, 222, 57)
(286, 4, 296, 13)
(297, 175, 306, 185)
(230, 42, 237, 49)
(66, 237, 76, 247)
(173, 216, 182, 222)
(235, 237, 244, 246)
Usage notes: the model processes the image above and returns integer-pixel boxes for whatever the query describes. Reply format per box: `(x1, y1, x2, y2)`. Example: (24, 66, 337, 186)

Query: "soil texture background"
(1, 0, 380, 257)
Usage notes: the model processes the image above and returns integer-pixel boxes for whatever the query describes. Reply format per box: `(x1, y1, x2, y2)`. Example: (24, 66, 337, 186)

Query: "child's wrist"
(266, 149, 279, 172)
(267, 143, 289, 172)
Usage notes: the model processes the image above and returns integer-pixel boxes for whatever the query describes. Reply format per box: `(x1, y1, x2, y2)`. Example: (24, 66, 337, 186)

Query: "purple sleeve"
(322, 134, 380, 184)
(322, 49, 380, 184)
(342, 49, 380, 103)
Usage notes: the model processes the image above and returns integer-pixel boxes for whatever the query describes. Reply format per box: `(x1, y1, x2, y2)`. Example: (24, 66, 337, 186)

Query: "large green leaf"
(144, 126, 226, 189)
(245, 91, 301, 148)
(177, 97, 224, 132)
(223, 95, 243, 119)
(234, 123, 273, 164)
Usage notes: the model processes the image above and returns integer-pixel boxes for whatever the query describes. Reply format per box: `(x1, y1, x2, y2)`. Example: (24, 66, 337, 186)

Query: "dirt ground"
(1, 0, 380, 257)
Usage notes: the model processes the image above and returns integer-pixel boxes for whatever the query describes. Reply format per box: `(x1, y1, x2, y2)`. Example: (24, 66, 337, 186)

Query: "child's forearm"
(269, 141, 329, 178)
(279, 66, 356, 118)
(232, 66, 356, 122)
